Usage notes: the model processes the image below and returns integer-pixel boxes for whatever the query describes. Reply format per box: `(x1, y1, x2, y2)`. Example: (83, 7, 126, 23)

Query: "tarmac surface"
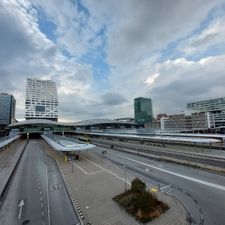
(0, 139, 80, 225)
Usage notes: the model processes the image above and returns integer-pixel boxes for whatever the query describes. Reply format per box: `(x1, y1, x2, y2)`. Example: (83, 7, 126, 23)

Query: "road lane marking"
(82, 156, 131, 185)
(45, 162, 51, 225)
(82, 156, 106, 170)
(72, 162, 88, 174)
(88, 170, 104, 175)
(165, 189, 174, 194)
(18, 199, 25, 219)
(160, 184, 171, 190)
(109, 151, 225, 192)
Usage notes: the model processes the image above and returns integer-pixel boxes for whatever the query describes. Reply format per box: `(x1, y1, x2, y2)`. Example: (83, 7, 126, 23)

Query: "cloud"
(31, 0, 105, 58)
(179, 15, 225, 55)
(0, 0, 96, 121)
(95, 0, 222, 66)
(101, 92, 128, 106)
(1, 0, 225, 122)
(145, 73, 160, 85)
(147, 55, 225, 114)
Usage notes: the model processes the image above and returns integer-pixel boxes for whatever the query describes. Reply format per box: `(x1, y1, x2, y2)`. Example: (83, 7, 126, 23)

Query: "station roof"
(73, 119, 136, 126)
(9, 119, 66, 127)
(9, 118, 136, 127)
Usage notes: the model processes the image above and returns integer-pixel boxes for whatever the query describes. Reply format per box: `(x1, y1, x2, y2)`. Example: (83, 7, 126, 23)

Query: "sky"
(1, 0, 225, 122)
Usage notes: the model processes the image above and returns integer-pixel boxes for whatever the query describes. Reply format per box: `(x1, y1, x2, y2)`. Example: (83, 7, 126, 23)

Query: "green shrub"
(131, 177, 146, 193)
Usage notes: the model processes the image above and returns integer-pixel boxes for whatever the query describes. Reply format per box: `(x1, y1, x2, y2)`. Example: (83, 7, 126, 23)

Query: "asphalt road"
(0, 139, 80, 225)
(91, 146, 225, 225)
(91, 138, 225, 168)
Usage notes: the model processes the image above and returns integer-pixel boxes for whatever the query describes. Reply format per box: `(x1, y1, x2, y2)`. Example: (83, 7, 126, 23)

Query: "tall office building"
(134, 97, 153, 124)
(187, 97, 225, 128)
(25, 78, 58, 121)
(0, 93, 16, 126)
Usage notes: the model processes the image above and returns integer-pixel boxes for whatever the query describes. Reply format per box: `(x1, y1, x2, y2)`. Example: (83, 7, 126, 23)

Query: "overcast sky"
(1, 0, 225, 122)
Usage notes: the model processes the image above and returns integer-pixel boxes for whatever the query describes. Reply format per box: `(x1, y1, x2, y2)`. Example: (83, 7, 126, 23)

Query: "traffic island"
(113, 178, 169, 223)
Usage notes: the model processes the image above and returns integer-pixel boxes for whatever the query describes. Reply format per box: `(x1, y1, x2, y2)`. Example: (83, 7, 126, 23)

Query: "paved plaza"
(45, 143, 188, 225)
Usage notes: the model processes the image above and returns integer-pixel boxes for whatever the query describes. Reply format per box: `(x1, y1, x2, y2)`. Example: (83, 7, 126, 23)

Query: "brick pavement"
(45, 144, 188, 225)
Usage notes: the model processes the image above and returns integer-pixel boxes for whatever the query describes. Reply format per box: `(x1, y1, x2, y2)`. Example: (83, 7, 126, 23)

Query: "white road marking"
(72, 159, 104, 175)
(46, 163, 51, 225)
(165, 189, 175, 194)
(72, 162, 88, 175)
(82, 156, 106, 170)
(160, 184, 171, 190)
(18, 199, 25, 219)
(88, 170, 104, 175)
(109, 151, 225, 192)
(81, 156, 131, 185)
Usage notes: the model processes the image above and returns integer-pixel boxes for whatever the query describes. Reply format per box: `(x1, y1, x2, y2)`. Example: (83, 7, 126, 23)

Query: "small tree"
(131, 177, 146, 193)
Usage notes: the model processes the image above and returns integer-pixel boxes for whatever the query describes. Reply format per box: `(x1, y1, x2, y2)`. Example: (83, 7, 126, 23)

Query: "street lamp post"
(71, 160, 74, 173)
(123, 165, 127, 191)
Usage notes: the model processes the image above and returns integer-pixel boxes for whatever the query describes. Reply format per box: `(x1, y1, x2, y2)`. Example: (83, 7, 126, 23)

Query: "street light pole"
(71, 161, 74, 173)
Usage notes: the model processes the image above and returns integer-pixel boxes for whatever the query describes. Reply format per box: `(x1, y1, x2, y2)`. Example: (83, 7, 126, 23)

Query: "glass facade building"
(25, 78, 58, 121)
(0, 93, 16, 126)
(134, 97, 153, 124)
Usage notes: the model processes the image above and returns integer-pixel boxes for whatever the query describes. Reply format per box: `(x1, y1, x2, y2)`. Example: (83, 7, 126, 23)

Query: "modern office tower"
(25, 78, 58, 121)
(134, 97, 153, 124)
(187, 97, 225, 128)
(0, 93, 16, 126)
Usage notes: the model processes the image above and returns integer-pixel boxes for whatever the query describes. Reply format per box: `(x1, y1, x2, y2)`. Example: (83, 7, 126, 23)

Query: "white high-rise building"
(25, 78, 58, 121)
(187, 97, 225, 128)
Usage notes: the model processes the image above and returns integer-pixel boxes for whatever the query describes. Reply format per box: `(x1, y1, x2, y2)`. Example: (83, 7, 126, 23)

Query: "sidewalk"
(45, 144, 188, 225)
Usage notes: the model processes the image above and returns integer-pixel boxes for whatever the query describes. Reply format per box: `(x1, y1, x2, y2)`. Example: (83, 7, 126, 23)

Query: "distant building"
(25, 78, 58, 121)
(134, 97, 153, 125)
(0, 93, 16, 127)
(187, 97, 225, 128)
(191, 112, 211, 130)
(156, 113, 168, 122)
(160, 112, 214, 131)
(144, 119, 160, 129)
(160, 114, 187, 130)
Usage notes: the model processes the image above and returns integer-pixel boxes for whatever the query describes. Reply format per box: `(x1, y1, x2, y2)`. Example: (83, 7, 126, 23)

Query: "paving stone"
(45, 144, 188, 225)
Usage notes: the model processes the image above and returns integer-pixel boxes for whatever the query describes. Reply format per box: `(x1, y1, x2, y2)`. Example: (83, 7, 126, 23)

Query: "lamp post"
(123, 165, 127, 191)
(71, 159, 74, 173)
